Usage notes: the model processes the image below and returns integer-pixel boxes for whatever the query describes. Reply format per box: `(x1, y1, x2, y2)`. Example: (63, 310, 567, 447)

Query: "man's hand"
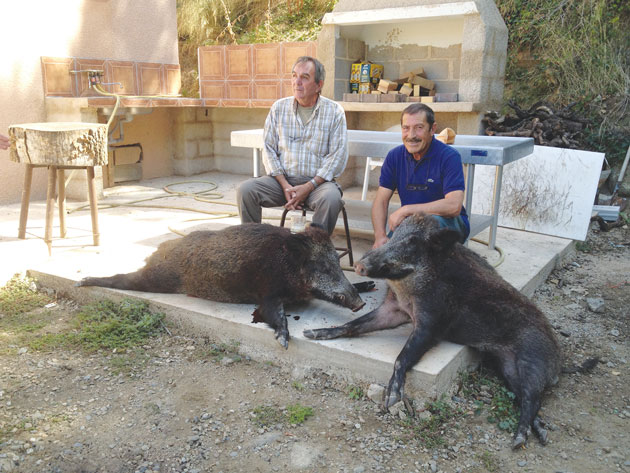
(283, 183, 312, 211)
(372, 235, 389, 249)
(387, 207, 409, 232)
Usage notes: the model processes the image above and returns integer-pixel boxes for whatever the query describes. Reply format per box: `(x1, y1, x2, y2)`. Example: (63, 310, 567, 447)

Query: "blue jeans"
(388, 215, 469, 243)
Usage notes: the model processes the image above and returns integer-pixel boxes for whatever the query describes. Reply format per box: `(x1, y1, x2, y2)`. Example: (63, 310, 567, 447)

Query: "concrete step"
(31, 268, 479, 400)
(4, 172, 575, 402)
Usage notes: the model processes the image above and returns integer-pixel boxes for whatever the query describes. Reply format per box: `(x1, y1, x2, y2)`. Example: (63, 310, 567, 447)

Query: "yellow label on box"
(359, 63, 384, 84)
(350, 63, 362, 83)
(358, 83, 372, 94)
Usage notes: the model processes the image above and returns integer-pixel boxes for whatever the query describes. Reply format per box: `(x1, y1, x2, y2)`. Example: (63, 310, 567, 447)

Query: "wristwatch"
(309, 178, 319, 189)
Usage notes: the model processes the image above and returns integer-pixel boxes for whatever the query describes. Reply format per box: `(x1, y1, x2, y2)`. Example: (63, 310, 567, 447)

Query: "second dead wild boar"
(305, 213, 563, 449)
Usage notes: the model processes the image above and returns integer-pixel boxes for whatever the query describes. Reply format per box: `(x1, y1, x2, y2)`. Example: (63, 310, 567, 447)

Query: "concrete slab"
(0, 171, 575, 400)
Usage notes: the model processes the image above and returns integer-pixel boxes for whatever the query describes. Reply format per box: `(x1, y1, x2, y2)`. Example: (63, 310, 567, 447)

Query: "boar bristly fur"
(78, 223, 364, 349)
(304, 213, 561, 449)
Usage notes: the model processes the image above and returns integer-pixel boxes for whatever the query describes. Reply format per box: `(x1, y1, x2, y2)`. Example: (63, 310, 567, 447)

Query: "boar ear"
(427, 228, 461, 253)
(285, 233, 312, 265)
(304, 223, 331, 243)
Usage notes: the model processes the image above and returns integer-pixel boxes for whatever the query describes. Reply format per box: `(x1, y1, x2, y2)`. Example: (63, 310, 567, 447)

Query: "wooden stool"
(18, 164, 100, 253)
(280, 203, 354, 266)
(9, 122, 108, 254)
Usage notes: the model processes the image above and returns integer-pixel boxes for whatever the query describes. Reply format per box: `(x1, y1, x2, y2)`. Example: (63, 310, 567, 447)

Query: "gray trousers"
(236, 175, 343, 235)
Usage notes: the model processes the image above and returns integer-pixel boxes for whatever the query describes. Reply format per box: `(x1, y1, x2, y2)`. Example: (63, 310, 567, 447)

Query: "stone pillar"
(459, 0, 508, 109)
(173, 107, 214, 176)
(317, 24, 338, 100)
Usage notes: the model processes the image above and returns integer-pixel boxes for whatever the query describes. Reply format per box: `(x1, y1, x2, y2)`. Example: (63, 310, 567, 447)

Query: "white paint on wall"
(340, 17, 464, 49)
(470, 146, 604, 241)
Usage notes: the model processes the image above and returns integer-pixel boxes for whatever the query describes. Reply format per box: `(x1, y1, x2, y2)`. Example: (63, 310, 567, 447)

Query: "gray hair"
(401, 103, 435, 127)
(293, 56, 326, 83)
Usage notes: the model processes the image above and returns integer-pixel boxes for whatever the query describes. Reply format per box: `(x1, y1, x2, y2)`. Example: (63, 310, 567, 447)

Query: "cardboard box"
(359, 62, 384, 84)
(377, 79, 397, 94)
(343, 93, 360, 102)
(350, 63, 362, 83)
(420, 96, 435, 103)
(358, 82, 373, 94)
(405, 96, 422, 102)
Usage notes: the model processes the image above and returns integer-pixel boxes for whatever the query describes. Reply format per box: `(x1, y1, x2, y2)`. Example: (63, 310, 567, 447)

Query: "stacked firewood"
(483, 101, 587, 148)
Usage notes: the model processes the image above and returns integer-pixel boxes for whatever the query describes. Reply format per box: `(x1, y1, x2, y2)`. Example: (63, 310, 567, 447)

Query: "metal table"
(230, 129, 533, 249)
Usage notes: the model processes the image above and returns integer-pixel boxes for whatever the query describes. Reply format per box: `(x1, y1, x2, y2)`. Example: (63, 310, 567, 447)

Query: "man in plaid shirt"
(237, 56, 348, 235)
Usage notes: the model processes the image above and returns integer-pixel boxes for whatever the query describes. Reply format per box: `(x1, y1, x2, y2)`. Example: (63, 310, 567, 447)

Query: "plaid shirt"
(262, 95, 348, 181)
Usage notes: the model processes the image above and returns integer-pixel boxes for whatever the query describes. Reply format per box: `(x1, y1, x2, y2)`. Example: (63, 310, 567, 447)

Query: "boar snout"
(351, 298, 366, 312)
(334, 291, 365, 312)
(354, 261, 368, 277)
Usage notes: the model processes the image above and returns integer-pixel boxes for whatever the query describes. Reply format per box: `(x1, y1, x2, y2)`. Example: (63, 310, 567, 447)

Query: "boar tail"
(562, 357, 599, 374)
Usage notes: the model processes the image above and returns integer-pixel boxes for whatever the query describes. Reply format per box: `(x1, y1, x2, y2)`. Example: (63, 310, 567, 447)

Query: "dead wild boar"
(77, 223, 365, 348)
(304, 213, 562, 449)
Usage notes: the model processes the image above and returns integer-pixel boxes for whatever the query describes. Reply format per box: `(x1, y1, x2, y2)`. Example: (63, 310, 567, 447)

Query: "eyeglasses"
(406, 156, 432, 191)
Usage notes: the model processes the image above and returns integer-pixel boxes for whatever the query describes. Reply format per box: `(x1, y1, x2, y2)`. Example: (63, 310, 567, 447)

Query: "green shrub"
(497, 0, 630, 165)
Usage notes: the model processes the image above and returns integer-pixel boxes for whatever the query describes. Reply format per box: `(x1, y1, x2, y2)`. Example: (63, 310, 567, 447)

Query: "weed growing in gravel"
(252, 403, 314, 427)
(286, 404, 314, 425)
(347, 385, 365, 400)
(0, 419, 28, 441)
(405, 396, 466, 448)
(459, 369, 519, 433)
(480, 450, 499, 472)
(252, 405, 285, 427)
(291, 380, 305, 391)
(0, 274, 51, 317)
(576, 241, 593, 253)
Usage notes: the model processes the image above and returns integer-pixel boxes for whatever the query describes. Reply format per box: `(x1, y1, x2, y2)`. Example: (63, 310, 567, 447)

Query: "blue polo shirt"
(379, 136, 469, 231)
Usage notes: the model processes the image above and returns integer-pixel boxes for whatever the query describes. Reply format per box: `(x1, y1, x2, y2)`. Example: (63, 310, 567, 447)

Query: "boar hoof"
(512, 433, 527, 450)
(303, 328, 335, 340)
(383, 390, 401, 409)
(275, 329, 289, 349)
(352, 281, 376, 293)
(533, 417, 548, 445)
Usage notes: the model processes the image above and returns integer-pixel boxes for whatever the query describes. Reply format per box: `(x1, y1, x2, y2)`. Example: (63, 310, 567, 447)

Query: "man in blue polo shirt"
(372, 103, 470, 248)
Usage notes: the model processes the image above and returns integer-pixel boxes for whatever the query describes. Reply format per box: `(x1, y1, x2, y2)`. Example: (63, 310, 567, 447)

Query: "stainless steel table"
(230, 129, 534, 249)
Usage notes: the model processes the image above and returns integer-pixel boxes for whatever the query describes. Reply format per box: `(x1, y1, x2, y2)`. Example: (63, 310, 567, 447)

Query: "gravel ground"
(0, 221, 628, 473)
